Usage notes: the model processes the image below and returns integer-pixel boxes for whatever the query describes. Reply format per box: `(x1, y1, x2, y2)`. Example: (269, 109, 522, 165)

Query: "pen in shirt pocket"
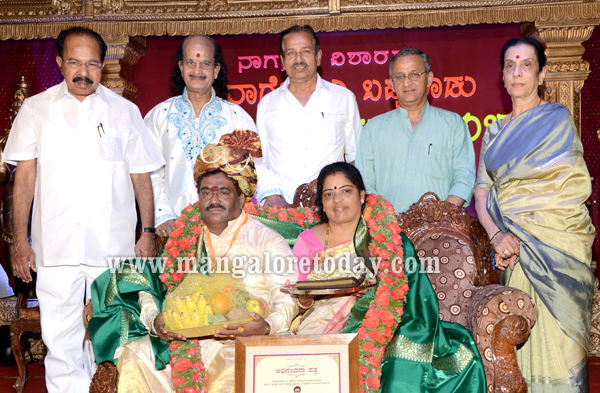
(97, 123, 105, 137)
(428, 143, 432, 155)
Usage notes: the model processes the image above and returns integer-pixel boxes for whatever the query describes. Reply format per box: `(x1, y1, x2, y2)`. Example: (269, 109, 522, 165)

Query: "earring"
(361, 199, 364, 204)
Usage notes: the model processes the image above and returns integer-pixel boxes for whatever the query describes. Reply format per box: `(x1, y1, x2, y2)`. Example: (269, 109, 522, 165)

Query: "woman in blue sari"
(474, 37, 595, 393)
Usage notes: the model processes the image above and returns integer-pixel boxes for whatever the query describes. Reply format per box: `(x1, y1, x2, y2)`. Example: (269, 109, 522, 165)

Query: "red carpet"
(0, 358, 598, 392)
(0, 362, 45, 393)
(591, 356, 600, 392)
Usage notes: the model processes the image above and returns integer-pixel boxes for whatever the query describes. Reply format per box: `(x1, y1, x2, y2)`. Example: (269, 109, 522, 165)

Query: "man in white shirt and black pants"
(4, 27, 164, 392)
(255, 25, 362, 207)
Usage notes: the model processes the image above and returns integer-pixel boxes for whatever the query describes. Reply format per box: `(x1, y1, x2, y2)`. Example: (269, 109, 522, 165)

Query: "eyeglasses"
(180, 60, 216, 70)
(62, 59, 103, 71)
(392, 71, 427, 83)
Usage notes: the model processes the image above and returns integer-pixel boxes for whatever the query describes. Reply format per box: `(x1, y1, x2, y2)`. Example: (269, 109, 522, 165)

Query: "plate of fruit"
(162, 276, 270, 338)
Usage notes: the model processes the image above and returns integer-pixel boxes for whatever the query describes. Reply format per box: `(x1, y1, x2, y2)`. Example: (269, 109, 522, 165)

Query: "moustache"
(207, 204, 226, 211)
(292, 62, 309, 69)
(72, 76, 94, 85)
(189, 75, 207, 80)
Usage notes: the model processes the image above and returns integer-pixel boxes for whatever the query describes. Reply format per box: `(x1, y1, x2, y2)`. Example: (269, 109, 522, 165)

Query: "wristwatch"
(141, 227, 156, 236)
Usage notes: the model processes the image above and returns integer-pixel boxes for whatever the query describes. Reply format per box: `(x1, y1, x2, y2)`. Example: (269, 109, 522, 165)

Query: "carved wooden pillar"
(101, 36, 146, 103)
(523, 20, 599, 136)
(329, 0, 341, 14)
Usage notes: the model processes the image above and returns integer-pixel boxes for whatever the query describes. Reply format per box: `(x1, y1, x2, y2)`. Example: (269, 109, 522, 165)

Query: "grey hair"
(389, 48, 431, 78)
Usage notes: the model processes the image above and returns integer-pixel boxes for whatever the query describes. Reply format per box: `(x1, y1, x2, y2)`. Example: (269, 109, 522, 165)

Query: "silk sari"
(476, 103, 596, 392)
(298, 218, 487, 391)
(293, 228, 371, 334)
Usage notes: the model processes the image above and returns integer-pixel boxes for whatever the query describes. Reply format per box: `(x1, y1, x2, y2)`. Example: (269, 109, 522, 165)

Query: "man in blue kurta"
(356, 48, 475, 213)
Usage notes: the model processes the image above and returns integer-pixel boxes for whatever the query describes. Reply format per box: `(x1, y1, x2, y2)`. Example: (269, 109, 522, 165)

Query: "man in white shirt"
(4, 27, 164, 392)
(145, 35, 256, 239)
(255, 25, 362, 207)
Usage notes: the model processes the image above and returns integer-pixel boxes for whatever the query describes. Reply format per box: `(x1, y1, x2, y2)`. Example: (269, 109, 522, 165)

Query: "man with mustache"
(89, 130, 298, 392)
(356, 48, 475, 213)
(255, 25, 362, 207)
(145, 35, 256, 240)
(3, 27, 164, 392)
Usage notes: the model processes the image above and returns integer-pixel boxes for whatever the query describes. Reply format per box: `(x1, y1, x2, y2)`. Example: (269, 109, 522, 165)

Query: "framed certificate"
(235, 334, 359, 393)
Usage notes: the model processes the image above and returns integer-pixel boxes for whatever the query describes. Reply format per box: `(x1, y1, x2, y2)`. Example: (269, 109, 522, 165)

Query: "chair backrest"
(397, 192, 498, 327)
(292, 179, 317, 208)
(1, 76, 36, 315)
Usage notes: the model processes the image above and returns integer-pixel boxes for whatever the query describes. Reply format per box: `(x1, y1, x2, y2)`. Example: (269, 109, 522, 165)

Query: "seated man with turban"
(88, 130, 298, 393)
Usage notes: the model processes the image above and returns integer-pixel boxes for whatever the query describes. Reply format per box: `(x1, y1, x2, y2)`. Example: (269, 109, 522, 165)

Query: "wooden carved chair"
(0, 76, 43, 393)
(398, 192, 537, 393)
(292, 179, 317, 208)
(8, 286, 40, 393)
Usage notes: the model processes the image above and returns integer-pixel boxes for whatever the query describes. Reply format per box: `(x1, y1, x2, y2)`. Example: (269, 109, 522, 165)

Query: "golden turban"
(193, 129, 262, 202)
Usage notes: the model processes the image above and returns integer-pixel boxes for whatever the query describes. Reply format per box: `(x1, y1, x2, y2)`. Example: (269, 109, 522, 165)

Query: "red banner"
(136, 24, 521, 166)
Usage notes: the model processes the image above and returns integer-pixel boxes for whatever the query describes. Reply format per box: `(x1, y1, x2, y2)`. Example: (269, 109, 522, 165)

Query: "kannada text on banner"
(134, 24, 521, 172)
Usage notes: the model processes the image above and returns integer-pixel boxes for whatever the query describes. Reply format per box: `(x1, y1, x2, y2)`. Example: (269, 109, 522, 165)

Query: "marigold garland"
(158, 195, 407, 393)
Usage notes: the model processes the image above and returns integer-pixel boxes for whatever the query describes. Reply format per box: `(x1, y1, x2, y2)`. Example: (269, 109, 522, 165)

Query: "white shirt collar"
(280, 74, 329, 97)
(52, 80, 105, 104)
(207, 210, 248, 241)
(183, 86, 216, 107)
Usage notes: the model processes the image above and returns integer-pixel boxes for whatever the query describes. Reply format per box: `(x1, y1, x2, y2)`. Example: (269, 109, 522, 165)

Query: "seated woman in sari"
(474, 37, 595, 393)
(292, 162, 373, 335)
(293, 162, 486, 392)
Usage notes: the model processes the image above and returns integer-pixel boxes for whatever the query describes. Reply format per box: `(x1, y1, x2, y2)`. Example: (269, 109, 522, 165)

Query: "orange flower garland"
(159, 202, 320, 393)
(158, 195, 406, 393)
(357, 194, 407, 393)
(159, 203, 206, 393)
(242, 202, 320, 227)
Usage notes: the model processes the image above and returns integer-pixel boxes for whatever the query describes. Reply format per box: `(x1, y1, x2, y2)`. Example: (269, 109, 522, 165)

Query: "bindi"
(334, 186, 337, 190)
(210, 186, 219, 192)
(196, 53, 200, 58)
(516, 55, 520, 59)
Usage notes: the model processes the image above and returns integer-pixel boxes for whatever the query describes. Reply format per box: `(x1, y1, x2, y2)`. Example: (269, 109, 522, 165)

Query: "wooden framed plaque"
(235, 334, 359, 393)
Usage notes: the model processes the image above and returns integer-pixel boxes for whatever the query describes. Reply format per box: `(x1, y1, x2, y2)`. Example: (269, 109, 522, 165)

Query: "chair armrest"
(89, 361, 118, 393)
(467, 284, 536, 393)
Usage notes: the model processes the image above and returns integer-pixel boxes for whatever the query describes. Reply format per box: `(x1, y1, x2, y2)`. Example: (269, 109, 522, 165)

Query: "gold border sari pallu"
(483, 103, 595, 391)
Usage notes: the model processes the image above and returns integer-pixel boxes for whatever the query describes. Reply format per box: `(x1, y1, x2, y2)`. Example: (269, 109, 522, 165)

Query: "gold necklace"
(313, 225, 334, 271)
(324, 224, 333, 256)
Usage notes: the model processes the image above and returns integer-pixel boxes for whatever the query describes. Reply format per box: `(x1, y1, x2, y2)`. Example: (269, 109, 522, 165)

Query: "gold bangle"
(296, 297, 314, 310)
(149, 315, 159, 338)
